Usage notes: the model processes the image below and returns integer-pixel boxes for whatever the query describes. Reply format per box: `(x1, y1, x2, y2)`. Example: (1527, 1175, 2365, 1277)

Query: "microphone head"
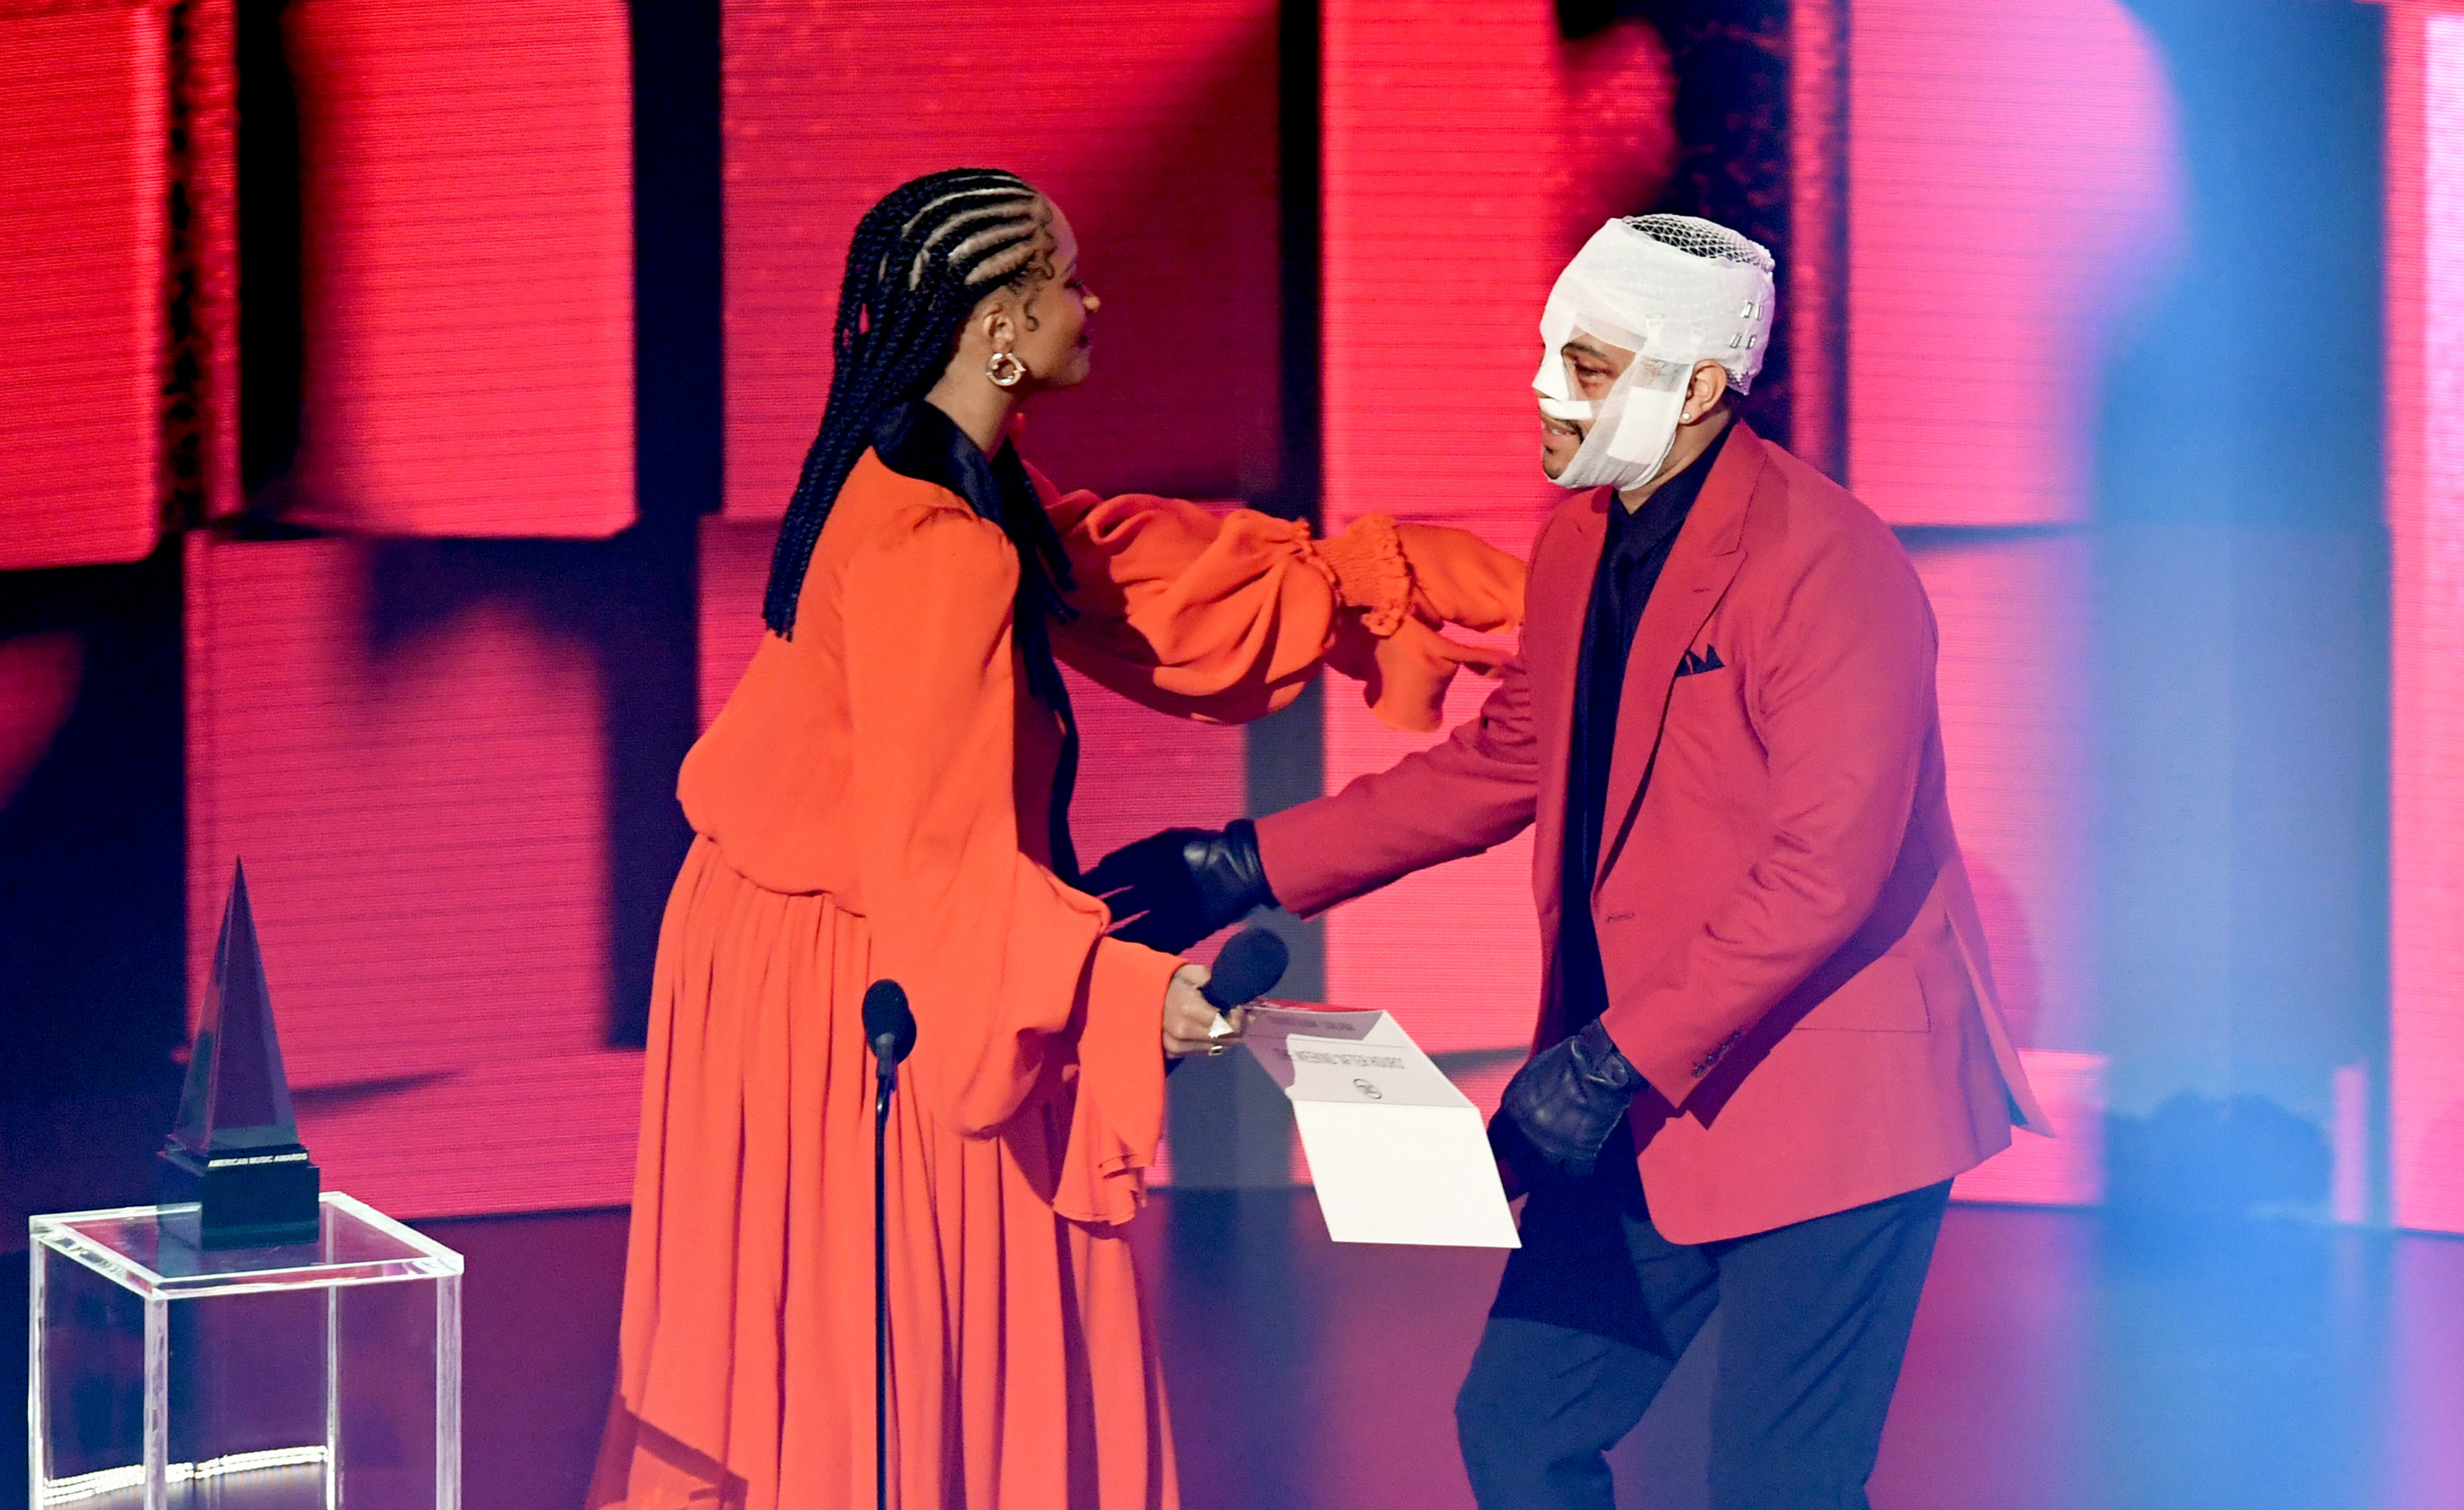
(862, 979, 916, 1064)
(1202, 927, 1290, 1010)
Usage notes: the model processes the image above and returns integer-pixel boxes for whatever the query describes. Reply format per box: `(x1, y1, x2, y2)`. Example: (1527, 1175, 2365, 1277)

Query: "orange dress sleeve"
(842, 498, 1179, 1225)
(1028, 460, 1530, 733)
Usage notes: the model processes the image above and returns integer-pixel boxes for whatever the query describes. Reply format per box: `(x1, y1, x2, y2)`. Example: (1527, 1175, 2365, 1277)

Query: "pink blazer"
(1255, 425, 2050, 1243)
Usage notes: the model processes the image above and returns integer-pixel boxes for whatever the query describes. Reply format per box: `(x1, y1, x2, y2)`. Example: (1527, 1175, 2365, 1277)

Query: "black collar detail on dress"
(870, 399, 1079, 697)
(869, 399, 1084, 882)
(871, 402, 1076, 605)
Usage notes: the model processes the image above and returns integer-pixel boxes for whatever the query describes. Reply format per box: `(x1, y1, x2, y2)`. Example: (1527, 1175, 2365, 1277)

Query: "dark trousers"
(1455, 1163, 1951, 1510)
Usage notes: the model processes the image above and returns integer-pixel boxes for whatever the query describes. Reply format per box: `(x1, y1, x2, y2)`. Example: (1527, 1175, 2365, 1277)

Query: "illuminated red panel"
(286, 1052, 640, 1219)
(1912, 536, 2101, 1205)
(2388, 8, 2464, 1236)
(1911, 537, 2093, 1056)
(1789, 0, 1850, 475)
(177, 0, 241, 525)
(1846, 0, 2177, 526)
(696, 518, 771, 730)
(1059, 643, 1245, 1188)
(723, 0, 1280, 521)
(284, 0, 634, 537)
(1844, 1, 2163, 1205)
(1951, 1050, 2103, 1207)
(1321, 676, 1544, 1125)
(0, 633, 82, 810)
(0, 2, 164, 570)
(186, 535, 637, 1215)
(1319, 2, 1675, 1112)
(1067, 676, 1248, 864)
(2393, 1236, 2464, 1503)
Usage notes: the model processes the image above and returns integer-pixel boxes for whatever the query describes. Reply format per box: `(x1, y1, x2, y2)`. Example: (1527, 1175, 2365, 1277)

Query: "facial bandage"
(1536, 214, 1777, 491)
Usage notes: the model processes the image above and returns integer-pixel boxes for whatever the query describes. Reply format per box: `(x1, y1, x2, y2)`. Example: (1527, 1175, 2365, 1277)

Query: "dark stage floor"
(10, 1191, 2464, 1508)
(1139, 1194, 2464, 1510)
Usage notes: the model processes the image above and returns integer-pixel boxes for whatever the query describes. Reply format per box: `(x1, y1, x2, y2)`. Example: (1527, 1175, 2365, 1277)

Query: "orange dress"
(588, 447, 1523, 1510)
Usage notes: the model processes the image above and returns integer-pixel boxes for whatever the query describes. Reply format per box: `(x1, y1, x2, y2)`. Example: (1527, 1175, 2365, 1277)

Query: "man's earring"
(987, 351, 1027, 389)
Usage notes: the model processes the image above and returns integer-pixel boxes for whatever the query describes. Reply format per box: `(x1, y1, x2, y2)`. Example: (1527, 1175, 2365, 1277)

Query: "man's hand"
(1162, 964, 1248, 1058)
(1492, 1019, 1646, 1186)
(1085, 819, 1276, 954)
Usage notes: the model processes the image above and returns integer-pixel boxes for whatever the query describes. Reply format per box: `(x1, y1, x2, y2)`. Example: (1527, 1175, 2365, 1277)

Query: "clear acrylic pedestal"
(30, 1191, 462, 1509)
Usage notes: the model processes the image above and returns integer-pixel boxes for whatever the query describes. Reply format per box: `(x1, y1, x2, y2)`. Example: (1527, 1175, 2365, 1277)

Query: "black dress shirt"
(871, 400, 1085, 882)
(1556, 421, 1734, 1034)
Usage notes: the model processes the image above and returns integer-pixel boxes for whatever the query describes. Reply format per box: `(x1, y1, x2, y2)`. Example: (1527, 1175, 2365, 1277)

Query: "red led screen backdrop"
(1914, 537, 2103, 1206)
(696, 520, 774, 731)
(284, 0, 636, 537)
(186, 536, 639, 1217)
(1062, 670, 1271, 1185)
(1838, 0, 2186, 1202)
(1846, 0, 2178, 527)
(2389, 7, 2464, 1236)
(173, 0, 241, 529)
(1910, 538, 2094, 1060)
(0, 632, 82, 813)
(1788, 0, 1850, 476)
(1319, 1, 1676, 1121)
(0, 1, 166, 570)
(722, 0, 1280, 521)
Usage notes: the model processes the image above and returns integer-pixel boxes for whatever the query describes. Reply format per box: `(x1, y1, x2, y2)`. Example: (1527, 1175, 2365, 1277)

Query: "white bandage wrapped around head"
(1536, 214, 1777, 490)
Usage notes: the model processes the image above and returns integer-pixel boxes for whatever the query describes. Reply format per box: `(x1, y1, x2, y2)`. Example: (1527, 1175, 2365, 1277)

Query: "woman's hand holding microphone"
(1163, 964, 1247, 1059)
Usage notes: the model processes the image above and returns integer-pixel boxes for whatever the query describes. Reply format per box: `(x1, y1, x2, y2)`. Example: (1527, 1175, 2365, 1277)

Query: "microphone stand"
(862, 977, 913, 1510)
(873, 1034, 896, 1510)
(862, 978, 913, 1508)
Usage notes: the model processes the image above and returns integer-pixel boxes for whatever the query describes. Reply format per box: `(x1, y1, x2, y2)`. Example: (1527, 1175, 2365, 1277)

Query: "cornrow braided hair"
(762, 168, 1055, 636)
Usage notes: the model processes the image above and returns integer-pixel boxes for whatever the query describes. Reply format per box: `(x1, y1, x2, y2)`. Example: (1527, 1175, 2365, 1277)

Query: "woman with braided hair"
(587, 169, 1524, 1509)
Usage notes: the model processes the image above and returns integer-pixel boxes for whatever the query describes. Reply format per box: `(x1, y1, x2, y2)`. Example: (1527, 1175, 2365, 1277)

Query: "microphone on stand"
(865, 979, 917, 1107)
(862, 979, 915, 1510)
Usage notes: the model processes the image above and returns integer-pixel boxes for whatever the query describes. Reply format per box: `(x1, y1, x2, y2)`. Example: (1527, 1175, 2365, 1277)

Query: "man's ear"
(1683, 360, 1731, 423)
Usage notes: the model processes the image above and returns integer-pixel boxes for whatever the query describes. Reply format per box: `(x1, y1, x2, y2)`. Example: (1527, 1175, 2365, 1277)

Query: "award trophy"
(30, 860, 464, 1507)
(158, 860, 323, 1248)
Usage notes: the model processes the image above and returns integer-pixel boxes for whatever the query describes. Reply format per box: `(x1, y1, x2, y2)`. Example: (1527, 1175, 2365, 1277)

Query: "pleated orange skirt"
(587, 837, 1177, 1510)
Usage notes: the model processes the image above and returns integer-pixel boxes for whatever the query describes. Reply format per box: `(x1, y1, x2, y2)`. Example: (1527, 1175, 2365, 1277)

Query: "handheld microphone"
(863, 979, 916, 1090)
(1203, 927, 1290, 1013)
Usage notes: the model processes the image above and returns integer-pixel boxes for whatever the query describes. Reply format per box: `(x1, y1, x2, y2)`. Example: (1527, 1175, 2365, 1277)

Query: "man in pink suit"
(1089, 214, 2048, 1508)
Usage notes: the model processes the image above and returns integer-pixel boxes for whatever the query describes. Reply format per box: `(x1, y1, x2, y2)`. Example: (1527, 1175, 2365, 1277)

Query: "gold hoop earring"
(987, 351, 1027, 389)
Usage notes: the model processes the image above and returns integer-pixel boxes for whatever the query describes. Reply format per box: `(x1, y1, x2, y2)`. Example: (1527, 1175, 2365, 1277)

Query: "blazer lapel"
(1529, 491, 1607, 923)
(1593, 425, 1764, 893)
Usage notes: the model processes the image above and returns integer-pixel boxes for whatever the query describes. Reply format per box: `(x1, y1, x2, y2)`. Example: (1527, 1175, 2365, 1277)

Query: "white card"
(1239, 1003, 1520, 1249)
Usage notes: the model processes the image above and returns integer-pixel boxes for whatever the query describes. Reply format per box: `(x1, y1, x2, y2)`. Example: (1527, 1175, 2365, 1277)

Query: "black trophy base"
(159, 1143, 323, 1250)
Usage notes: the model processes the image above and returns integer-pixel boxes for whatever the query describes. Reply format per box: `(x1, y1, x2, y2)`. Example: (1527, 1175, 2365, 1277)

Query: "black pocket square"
(1676, 645, 1726, 677)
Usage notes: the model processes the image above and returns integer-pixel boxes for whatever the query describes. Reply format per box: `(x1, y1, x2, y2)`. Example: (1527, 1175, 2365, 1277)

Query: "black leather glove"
(1492, 1019, 1646, 1186)
(1083, 819, 1277, 954)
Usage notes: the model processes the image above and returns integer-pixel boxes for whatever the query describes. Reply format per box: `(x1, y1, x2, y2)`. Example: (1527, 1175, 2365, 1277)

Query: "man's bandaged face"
(1538, 333, 1637, 482)
(1531, 215, 1774, 491)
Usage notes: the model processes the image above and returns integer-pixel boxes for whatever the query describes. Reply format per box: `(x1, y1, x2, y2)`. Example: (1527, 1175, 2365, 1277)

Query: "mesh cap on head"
(1623, 213, 1777, 275)
(1537, 214, 1779, 395)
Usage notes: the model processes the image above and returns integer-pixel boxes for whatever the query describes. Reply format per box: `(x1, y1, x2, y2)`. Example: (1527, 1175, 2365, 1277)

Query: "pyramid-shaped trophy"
(159, 861, 322, 1248)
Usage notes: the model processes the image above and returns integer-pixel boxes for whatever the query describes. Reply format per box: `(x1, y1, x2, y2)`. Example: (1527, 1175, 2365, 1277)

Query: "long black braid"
(761, 168, 1053, 636)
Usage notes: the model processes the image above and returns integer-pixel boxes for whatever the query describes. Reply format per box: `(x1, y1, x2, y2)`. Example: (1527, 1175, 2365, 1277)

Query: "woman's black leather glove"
(1083, 818, 1276, 953)
(1492, 1019, 1646, 1185)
